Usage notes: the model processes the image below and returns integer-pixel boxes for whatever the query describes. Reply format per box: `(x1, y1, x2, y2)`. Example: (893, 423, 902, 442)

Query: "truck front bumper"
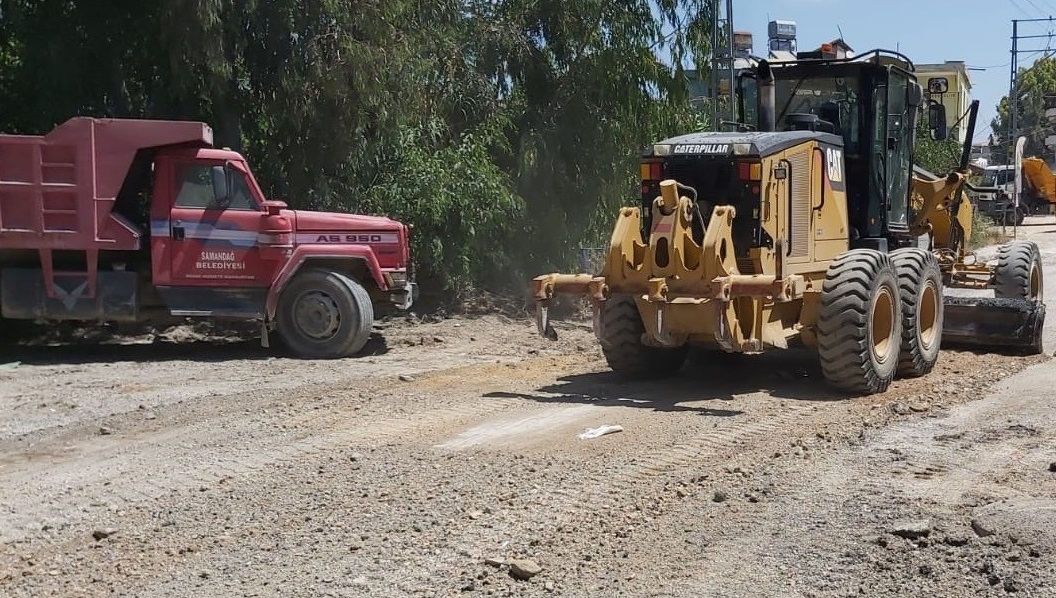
(390, 281, 418, 311)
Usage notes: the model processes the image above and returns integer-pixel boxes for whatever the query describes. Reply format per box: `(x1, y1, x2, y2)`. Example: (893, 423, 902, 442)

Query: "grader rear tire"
(817, 250, 902, 395)
(599, 296, 687, 379)
(995, 240, 1043, 301)
(891, 248, 943, 378)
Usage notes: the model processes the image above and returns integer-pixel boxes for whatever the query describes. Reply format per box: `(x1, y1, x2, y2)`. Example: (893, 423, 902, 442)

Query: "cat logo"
(825, 147, 844, 183)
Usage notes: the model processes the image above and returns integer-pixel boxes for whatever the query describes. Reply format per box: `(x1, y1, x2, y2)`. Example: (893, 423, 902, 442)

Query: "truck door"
(167, 161, 272, 288)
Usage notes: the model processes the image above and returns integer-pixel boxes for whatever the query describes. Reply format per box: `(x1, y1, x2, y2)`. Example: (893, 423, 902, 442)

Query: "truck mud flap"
(1, 268, 139, 322)
(941, 296, 1045, 354)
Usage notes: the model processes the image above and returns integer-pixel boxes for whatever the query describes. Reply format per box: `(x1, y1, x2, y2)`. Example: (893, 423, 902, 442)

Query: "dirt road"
(2, 224, 1056, 597)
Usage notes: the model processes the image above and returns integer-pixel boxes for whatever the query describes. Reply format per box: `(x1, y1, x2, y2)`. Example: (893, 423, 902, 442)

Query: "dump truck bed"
(0, 117, 214, 252)
(1023, 157, 1056, 205)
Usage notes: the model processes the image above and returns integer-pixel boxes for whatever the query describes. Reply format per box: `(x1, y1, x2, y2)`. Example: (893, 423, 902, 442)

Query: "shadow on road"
(485, 348, 845, 414)
(0, 332, 391, 365)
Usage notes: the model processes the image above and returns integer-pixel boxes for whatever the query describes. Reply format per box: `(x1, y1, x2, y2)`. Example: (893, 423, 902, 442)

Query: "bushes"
(363, 118, 525, 295)
(0, 0, 716, 301)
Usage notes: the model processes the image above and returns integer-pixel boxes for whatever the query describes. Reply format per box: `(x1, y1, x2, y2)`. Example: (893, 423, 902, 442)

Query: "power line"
(968, 48, 1055, 71)
(1009, 0, 1035, 19)
(1004, 18, 1056, 161)
(969, 61, 1012, 69)
(1022, 0, 1050, 18)
(973, 121, 994, 139)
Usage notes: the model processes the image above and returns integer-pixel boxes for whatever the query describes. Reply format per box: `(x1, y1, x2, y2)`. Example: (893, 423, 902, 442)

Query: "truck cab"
(0, 117, 415, 357)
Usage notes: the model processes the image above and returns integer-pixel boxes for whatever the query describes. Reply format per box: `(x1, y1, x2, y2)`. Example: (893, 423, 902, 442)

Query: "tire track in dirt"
(655, 360, 1056, 597)
(0, 354, 594, 548)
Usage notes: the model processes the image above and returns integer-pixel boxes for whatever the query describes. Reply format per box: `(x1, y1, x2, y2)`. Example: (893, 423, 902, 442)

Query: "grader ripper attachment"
(531, 50, 1045, 395)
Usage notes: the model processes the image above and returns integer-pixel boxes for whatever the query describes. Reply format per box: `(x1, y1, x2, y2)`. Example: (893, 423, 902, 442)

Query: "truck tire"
(276, 269, 374, 359)
(598, 295, 687, 379)
(1000, 204, 1025, 226)
(890, 248, 943, 378)
(817, 249, 902, 395)
(995, 240, 1043, 301)
(0, 318, 15, 347)
(0, 317, 37, 347)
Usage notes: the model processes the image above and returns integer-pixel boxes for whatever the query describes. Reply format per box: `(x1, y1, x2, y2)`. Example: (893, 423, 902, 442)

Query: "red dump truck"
(0, 117, 416, 357)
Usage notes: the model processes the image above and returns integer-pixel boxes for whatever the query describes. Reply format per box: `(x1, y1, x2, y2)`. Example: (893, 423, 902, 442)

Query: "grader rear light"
(738, 161, 762, 181)
(640, 161, 663, 181)
(640, 161, 663, 195)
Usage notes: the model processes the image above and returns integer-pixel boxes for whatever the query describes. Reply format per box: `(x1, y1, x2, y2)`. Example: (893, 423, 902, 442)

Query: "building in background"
(797, 39, 854, 61)
(915, 61, 973, 144)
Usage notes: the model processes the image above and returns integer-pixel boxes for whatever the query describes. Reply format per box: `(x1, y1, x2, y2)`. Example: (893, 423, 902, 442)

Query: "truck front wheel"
(276, 269, 374, 358)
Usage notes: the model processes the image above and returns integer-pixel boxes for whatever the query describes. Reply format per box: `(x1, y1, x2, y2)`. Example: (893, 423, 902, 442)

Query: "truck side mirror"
(211, 165, 230, 203)
(262, 200, 288, 216)
(928, 103, 948, 141)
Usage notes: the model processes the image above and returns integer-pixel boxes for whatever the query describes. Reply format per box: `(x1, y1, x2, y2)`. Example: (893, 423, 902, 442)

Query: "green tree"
(990, 56, 1056, 165)
(913, 117, 962, 174)
(0, 0, 718, 298)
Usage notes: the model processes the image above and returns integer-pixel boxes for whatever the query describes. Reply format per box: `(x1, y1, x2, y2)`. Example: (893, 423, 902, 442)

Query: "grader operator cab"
(531, 50, 1045, 395)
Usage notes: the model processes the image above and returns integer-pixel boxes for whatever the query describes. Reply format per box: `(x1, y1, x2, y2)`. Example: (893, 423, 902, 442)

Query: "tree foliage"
(913, 117, 962, 175)
(0, 0, 715, 297)
(990, 56, 1056, 165)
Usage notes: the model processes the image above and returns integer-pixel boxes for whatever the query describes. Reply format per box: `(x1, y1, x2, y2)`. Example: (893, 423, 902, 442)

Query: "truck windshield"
(775, 75, 861, 153)
(982, 168, 1012, 187)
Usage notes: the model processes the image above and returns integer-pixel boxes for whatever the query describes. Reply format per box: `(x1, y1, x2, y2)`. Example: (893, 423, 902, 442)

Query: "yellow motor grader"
(531, 50, 1045, 395)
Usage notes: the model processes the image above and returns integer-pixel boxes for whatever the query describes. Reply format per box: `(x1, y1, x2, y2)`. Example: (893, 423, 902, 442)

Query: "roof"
(768, 50, 798, 63)
(826, 38, 854, 52)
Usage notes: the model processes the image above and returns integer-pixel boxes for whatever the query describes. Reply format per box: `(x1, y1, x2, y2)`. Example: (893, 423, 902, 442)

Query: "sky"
(731, 0, 1056, 146)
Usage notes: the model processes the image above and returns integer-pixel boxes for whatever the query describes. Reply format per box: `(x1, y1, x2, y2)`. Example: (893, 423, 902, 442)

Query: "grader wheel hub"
(919, 282, 939, 350)
(870, 286, 896, 364)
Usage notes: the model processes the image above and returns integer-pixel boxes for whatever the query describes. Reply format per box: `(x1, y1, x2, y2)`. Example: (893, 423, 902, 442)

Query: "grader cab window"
(774, 75, 862, 153)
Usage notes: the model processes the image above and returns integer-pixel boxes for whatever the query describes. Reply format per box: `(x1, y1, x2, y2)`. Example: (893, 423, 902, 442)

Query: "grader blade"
(941, 296, 1045, 354)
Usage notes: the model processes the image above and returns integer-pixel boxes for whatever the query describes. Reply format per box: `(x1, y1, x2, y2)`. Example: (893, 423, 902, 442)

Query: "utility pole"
(1006, 17, 1055, 165)
(710, 0, 735, 130)
(1008, 19, 1017, 163)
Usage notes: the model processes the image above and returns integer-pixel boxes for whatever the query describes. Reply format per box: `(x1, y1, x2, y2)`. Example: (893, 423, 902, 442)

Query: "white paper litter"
(578, 424, 624, 440)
